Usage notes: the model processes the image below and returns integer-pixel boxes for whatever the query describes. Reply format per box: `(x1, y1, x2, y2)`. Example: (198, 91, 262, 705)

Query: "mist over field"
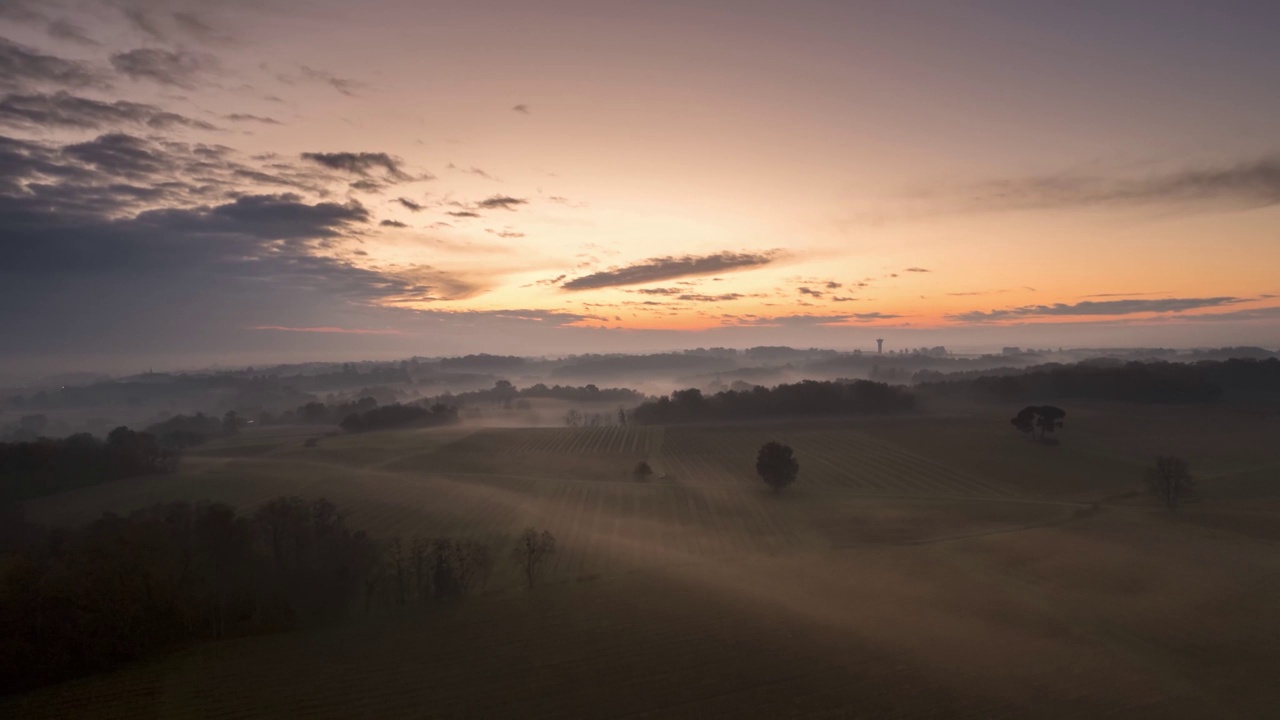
(4, 1, 1280, 717)
(4, 346, 1280, 718)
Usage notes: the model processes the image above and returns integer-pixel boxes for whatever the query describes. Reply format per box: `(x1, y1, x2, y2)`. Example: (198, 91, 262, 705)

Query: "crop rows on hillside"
(499, 426, 661, 456)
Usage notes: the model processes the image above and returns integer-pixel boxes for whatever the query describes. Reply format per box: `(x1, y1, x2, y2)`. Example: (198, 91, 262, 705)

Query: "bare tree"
(512, 527, 556, 589)
(1145, 455, 1194, 510)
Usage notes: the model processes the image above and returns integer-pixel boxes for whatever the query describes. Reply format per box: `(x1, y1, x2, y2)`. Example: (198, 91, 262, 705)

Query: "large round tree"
(756, 441, 799, 493)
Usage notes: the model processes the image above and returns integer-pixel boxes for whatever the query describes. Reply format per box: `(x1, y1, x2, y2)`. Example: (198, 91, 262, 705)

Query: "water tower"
(876, 338, 884, 354)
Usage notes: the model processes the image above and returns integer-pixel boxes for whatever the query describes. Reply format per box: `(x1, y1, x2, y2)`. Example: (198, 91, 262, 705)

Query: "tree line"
(920, 358, 1280, 404)
(338, 402, 459, 433)
(0, 497, 556, 695)
(0, 427, 174, 503)
(446, 380, 645, 408)
(145, 411, 243, 449)
(630, 379, 915, 424)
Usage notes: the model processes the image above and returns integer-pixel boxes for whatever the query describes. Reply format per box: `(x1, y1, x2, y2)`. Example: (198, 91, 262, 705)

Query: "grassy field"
(8, 406, 1280, 718)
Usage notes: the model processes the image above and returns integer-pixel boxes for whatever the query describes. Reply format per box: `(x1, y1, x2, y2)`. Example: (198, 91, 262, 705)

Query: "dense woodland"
(0, 497, 534, 695)
(631, 379, 916, 424)
(0, 428, 174, 503)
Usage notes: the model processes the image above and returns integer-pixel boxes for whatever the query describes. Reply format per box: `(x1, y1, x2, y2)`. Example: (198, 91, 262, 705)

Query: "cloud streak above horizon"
(563, 251, 780, 290)
(948, 297, 1253, 323)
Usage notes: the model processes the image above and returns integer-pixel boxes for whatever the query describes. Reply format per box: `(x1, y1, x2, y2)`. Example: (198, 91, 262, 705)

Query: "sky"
(2, 0, 1280, 372)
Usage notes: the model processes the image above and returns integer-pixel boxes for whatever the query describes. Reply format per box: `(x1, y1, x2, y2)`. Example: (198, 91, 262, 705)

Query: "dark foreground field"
(8, 404, 1280, 718)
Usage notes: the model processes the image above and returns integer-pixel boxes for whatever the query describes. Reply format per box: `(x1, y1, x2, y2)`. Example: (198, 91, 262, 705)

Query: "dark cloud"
(904, 267, 929, 273)
(798, 287, 823, 297)
(476, 194, 527, 210)
(485, 228, 525, 238)
(0, 91, 216, 130)
(301, 151, 411, 181)
(448, 210, 479, 218)
(1161, 306, 1280, 323)
(136, 193, 371, 241)
(825, 281, 842, 289)
(0, 36, 108, 90)
(631, 287, 682, 295)
(46, 18, 98, 46)
(948, 297, 1251, 323)
(395, 197, 424, 212)
(224, 113, 281, 125)
(968, 159, 1280, 212)
(63, 132, 172, 178)
(512, 104, 529, 114)
(348, 179, 383, 192)
(110, 48, 218, 89)
(0, 142, 458, 354)
(1, 132, 335, 218)
(563, 251, 780, 290)
(380, 219, 408, 228)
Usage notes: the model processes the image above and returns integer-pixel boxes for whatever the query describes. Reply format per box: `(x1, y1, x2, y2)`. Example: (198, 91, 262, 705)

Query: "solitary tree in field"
(1010, 406, 1036, 437)
(633, 460, 653, 481)
(512, 527, 556, 589)
(1145, 455, 1194, 510)
(1010, 405, 1066, 441)
(756, 441, 799, 493)
(1035, 405, 1066, 440)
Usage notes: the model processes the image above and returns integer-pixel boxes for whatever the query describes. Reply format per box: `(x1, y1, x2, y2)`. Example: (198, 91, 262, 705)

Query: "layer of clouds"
(0, 36, 109, 90)
(110, 47, 218, 88)
(563, 251, 780, 290)
(0, 140, 492, 356)
(0, 90, 216, 130)
(476, 194, 527, 210)
(301, 151, 413, 182)
(224, 113, 281, 125)
(965, 159, 1280, 212)
(948, 297, 1252, 322)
